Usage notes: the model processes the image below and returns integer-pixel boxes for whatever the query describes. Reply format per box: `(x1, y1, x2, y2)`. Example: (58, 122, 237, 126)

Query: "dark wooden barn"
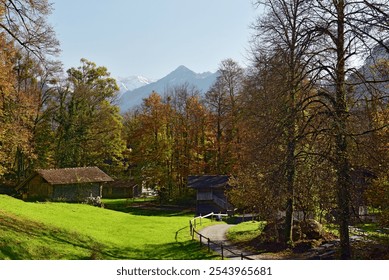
(16, 167, 113, 202)
(188, 175, 233, 215)
(103, 180, 141, 199)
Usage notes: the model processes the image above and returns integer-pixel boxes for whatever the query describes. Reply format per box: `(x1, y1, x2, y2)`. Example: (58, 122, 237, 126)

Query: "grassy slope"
(226, 221, 266, 243)
(0, 195, 217, 260)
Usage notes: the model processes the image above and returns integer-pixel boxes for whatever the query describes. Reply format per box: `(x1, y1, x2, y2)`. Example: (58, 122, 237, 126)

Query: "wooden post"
(207, 238, 210, 253)
(190, 221, 193, 240)
(241, 253, 244, 260)
(221, 244, 224, 260)
(199, 234, 202, 247)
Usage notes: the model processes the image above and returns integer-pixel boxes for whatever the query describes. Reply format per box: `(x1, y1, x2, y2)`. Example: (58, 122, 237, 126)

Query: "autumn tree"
(0, 33, 20, 177)
(0, 0, 59, 59)
(126, 92, 172, 197)
(123, 84, 211, 201)
(1, 0, 59, 182)
(0, 36, 39, 181)
(359, 59, 389, 226)
(246, 0, 319, 245)
(205, 59, 244, 174)
(168, 84, 209, 192)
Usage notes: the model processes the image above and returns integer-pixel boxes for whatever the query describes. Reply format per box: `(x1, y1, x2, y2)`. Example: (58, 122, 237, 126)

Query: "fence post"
(241, 253, 244, 260)
(200, 214, 202, 226)
(190, 221, 193, 240)
(221, 244, 224, 260)
(207, 238, 210, 253)
(199, 234, 202, 247)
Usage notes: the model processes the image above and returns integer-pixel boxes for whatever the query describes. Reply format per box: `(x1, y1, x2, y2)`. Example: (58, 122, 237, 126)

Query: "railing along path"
(188, 212, 254, 260)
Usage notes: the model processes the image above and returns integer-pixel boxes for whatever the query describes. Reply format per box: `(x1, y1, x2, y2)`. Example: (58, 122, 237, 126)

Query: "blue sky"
(49, 0, 259, 79)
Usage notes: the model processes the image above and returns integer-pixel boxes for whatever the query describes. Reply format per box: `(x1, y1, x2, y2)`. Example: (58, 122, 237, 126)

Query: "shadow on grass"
(142, 241, 220, 260)
(0, 211, 217, 260)
(103, 241, 219, 260)
(103, 199, 195, 217)
(0, 212, 109, 260)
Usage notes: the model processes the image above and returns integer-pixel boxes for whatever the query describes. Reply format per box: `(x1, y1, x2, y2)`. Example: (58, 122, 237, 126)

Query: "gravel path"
(198, 224, 235, 243)
(198, 224, 278, 260)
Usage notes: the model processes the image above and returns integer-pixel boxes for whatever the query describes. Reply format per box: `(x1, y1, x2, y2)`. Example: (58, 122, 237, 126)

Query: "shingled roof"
(33, 167, 114, 185)
(187, 175, 229, 189)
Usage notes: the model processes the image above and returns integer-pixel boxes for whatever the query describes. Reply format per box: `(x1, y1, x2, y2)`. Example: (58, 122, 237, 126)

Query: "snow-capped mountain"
(116, 75, 155, 96)
(118, 65, 218, 113)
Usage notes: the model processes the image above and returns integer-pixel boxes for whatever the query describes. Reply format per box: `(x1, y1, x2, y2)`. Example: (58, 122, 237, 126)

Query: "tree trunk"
(284, 117, 296, 245)
(335, 0, 351, 259)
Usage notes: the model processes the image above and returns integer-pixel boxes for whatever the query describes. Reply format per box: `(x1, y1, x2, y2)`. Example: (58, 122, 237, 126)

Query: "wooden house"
(16, 167, 113, 202)
(188, 175, 233, 215)
(350, 168, 377, 221)
(103, 180, 141, 199)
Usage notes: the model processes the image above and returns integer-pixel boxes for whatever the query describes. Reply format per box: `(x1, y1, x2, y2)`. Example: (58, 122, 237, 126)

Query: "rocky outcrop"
(263, 219, 325, 242)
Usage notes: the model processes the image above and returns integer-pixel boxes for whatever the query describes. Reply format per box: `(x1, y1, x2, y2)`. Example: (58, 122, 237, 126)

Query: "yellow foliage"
(0, 34, 36, 176)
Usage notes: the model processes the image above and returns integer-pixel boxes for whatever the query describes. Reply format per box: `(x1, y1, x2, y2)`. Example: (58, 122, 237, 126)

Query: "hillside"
(0, 195, 215, 260)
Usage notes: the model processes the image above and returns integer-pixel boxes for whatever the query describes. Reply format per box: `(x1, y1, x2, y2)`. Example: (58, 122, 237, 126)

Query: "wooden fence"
(189, 212, 254, 260)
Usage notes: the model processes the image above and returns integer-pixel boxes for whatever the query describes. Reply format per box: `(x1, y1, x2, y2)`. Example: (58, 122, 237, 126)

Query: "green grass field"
(0, 195, 218, 260)
(226, 221, 266, 243)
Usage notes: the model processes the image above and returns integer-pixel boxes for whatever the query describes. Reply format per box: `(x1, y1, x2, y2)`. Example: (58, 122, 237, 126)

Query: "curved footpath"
(198, 224, 279, 260)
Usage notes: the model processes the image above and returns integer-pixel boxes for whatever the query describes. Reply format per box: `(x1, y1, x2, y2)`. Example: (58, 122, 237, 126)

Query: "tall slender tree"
(205, 59, 244, 174)
(309, 0, 389, 259)
(251, 0, 318, 244)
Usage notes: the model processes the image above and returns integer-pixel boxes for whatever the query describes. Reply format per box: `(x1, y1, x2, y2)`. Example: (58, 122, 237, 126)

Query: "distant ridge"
(118, 65, 218, 113)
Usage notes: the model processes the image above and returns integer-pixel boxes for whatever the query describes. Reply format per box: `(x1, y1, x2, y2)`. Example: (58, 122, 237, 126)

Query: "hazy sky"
(49, 0, 259, 79)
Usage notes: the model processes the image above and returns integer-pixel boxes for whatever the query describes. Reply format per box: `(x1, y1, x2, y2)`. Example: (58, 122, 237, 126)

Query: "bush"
(84, 196, 103, 207)
(366, 176, 389, 227)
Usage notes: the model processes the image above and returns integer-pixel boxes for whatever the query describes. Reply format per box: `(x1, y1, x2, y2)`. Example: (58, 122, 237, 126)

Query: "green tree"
(53, 59, 125, 170)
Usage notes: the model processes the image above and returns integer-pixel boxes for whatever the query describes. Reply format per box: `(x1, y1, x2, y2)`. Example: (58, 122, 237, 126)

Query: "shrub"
(84, 196, 103, 207)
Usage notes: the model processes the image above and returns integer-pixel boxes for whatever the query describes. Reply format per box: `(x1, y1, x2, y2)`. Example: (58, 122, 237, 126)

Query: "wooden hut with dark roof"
(103, 179, 141, 199)
(188, 175, 233, 215)
(16, 167, 113, 202)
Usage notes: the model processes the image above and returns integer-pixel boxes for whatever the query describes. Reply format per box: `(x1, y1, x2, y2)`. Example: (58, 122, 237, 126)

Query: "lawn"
(0, 195, 218, 260)
(226, 221, 266, 244)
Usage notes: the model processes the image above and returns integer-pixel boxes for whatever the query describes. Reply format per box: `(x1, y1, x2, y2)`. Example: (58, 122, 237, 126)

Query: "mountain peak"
(172, 65, 193, 73)
(118, 66, 219, 113)
(116, 75, 154, 95)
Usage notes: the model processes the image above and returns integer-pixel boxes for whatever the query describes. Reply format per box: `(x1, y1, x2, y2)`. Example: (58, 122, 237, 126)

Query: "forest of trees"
(1, 0, 389, 259)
